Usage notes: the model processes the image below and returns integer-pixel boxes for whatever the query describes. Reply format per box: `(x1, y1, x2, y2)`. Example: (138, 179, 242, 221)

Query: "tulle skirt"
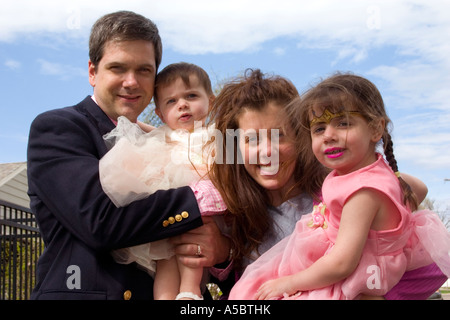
(99, 117, 211, 275)
(229, 209, 450, 300)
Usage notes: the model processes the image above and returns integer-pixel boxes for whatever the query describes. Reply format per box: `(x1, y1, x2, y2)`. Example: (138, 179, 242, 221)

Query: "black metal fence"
(0, 200, 43, 300)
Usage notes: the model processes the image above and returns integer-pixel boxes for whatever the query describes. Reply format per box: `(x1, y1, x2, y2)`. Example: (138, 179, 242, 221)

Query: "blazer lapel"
(76, 96, 116, 136)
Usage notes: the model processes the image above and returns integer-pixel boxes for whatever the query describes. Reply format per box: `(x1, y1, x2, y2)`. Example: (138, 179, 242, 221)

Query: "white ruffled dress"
(99, 116, 216, 276)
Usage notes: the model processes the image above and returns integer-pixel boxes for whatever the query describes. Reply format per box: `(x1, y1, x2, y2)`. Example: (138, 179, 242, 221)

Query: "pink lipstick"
(324, 147, 344, 158)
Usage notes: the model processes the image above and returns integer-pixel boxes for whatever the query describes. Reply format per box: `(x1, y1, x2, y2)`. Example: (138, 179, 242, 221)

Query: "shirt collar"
(91, 95, 117, 126)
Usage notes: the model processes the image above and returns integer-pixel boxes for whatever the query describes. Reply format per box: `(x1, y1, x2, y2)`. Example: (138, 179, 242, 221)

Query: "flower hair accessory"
(307, 203, 328, 229)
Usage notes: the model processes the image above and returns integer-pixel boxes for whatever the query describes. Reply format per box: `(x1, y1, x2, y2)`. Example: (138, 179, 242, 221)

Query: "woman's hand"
(170, 216, 230, 268)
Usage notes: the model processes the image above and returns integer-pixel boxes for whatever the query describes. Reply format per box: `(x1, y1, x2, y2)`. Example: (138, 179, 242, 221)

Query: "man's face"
(88, 40, 156, 122)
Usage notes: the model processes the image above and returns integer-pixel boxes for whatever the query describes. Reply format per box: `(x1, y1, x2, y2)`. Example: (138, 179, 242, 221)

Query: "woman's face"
(237, 102, 297, 204)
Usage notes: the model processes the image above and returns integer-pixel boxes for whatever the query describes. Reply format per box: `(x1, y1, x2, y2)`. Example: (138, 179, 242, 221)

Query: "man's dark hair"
(89, 11, 162, 70)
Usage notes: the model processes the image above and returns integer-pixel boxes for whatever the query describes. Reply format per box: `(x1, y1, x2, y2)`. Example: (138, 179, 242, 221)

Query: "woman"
(209, 69, 325, 272)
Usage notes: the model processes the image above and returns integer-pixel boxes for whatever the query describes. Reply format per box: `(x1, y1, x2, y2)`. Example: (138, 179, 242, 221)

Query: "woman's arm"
(401, 173, 428, 204)
(256, 189, 380, 299)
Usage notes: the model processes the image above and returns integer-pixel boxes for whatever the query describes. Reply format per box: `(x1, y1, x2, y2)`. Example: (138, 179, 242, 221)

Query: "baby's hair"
(291, 72, 418, 210)
(153, 62, 213, 107)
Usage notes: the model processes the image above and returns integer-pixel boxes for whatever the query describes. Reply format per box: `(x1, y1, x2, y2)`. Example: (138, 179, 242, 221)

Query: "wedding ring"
(196, 244, 202, 256)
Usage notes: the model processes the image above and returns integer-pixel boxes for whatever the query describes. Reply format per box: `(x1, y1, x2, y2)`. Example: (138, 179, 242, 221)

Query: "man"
(27, 11, 228, 300)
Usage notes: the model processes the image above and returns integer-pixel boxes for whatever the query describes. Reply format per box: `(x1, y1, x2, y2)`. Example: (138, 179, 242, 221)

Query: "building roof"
(0, 162, 29, 209)
(0, 162, 27, 187)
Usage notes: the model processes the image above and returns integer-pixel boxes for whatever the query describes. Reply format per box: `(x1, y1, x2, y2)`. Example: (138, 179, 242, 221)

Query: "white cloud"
(388, 109, 450, 173)
(332, 47, 368, 66)
(4, 59, 21, 70)
(1, 1, 449, 57)
(1, 0, 449, 198)
(273, 47, 286, 56)
(37, 59, 85, 80)
(395, 134, 450, 169)
(367, 61, 450, 112)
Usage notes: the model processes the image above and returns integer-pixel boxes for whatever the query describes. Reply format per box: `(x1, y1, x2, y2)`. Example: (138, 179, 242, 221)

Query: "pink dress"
(229, 155, 450, 300)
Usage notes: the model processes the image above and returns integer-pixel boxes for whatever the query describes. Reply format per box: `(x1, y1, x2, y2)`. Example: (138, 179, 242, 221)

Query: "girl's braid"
(384, 132, 418, 211)
(384, 133, 399, 172)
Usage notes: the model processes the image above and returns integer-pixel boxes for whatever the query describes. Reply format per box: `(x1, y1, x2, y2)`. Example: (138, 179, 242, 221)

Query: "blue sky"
(1, 0, 449, 209)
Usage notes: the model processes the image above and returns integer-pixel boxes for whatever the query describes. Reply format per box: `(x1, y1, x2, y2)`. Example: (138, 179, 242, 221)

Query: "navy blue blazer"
(27, 96, 203, 300)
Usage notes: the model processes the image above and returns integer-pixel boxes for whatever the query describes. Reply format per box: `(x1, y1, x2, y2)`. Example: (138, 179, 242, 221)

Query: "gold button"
(175, 214, 182, 222)
(162, 220, 169, 227)
(123, 290, 132, 300)
(181, 211, 189, 219)
(168, 217, 175, 224)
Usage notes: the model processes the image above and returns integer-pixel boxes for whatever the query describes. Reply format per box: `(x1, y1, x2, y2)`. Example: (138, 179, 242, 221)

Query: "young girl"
(99, 62, 227, 300)
(228, 73, 450, 300)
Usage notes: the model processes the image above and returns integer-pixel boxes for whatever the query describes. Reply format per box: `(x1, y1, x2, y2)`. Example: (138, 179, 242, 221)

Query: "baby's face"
(155, 75, 212, 131)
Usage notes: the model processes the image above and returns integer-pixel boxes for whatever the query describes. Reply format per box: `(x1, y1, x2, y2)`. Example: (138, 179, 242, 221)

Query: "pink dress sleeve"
(384, 263, 447, 300)
(189, 179, 227, 216)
